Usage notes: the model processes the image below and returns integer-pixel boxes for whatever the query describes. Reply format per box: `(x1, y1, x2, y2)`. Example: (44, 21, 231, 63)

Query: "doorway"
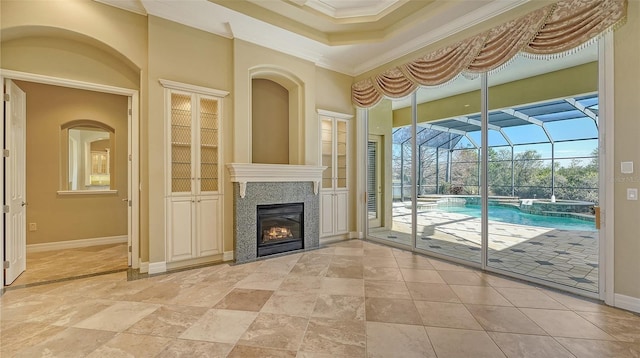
(367, 135, 382, 228)
(2, 71, 140, 288)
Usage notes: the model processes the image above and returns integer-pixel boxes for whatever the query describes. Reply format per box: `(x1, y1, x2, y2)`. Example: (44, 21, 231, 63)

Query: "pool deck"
(369, 204, 598, 292)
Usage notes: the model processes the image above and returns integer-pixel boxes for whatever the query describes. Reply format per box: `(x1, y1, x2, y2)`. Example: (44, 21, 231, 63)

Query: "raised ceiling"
(96, 0, 531, 76)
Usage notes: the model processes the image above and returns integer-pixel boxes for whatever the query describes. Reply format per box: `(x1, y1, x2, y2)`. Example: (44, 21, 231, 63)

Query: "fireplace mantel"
(227, 163, 326, 198)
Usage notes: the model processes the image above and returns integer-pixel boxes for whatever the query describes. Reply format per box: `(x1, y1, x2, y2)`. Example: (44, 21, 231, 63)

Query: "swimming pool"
(437, 205, 597, 231)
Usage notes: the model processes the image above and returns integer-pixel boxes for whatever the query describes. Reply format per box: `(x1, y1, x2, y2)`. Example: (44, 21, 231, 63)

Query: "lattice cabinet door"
(318, 110, 352, 238)
(336, 119, 348, 189)
(161, 79, 228, 263)
(170, 91, 194, 194)
(321, 117, 334, 189)
(198, 96, 219, 194)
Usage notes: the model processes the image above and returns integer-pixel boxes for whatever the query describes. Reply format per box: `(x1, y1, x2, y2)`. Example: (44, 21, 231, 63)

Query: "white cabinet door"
(168, 197, 194, 262)
(320, 193, 335, 237)
(335, 191, 349, 234)
(197, 196, 221, 257)
(163, 82, 227, 263)
(318, 111, 352, 238)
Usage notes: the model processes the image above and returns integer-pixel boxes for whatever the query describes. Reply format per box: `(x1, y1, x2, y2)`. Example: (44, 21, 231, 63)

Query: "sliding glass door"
(411, 79, 483, 264)
(486, 46, 600, 293)
(365, 42, 600, 294)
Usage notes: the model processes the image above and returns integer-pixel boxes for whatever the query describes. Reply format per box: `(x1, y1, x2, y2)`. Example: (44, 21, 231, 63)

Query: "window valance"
(352, 0, 627, 108)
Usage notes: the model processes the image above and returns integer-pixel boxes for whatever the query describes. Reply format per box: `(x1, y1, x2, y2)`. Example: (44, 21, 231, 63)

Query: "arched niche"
(250, 67, 305, 165)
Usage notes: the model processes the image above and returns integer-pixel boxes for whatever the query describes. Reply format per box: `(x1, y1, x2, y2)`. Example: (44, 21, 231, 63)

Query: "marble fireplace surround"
(227, 163, 325, 263)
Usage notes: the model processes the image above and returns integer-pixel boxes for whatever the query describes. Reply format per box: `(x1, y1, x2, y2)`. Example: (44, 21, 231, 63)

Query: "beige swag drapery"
(352, 0, 627, 108)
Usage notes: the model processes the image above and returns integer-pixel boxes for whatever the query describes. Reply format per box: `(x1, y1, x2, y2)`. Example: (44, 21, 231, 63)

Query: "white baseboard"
(148, 261, 167, 275)
(349, 231, 364, 239)
(223, 251, 234, 261)
(139, 261, 149, 274)
(614, 293, 640, 313)
(27, 235, 128, 253)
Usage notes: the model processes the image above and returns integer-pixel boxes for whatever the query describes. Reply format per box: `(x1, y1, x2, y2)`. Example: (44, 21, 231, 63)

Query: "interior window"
(61, 120, 115, 192)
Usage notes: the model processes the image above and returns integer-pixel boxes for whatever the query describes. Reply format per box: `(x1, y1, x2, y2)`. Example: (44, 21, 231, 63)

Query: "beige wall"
(316, 67, 354, 114)
(613, 0, 640, 299)
(17, 80, 128, 244)
(147, 15, 234, 263)
(1, 36, 139, 90)
(252, 79, 289, 164)
(0, 0, 147, 70)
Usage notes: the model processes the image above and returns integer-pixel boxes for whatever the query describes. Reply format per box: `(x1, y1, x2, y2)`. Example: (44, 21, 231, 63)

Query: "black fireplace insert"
(256, 202, 304, 257)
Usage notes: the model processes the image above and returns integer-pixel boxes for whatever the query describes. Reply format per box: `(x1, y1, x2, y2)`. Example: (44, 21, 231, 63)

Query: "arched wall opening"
(1, 25, 141, 89)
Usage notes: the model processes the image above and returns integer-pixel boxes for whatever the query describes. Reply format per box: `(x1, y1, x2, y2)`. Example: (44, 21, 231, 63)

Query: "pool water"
(438, 205, 597, 231)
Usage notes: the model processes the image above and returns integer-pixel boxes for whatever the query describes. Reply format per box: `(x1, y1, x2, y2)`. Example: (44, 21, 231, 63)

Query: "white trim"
(227, 163, 326, 192)
(223, 251, 234, 261)
(148, 261, 167, 274)
(0, 70, 136, 95)
(94, 0, 148, 16)
(159, 79, 229, 98)
(27, 235, 127, 253)
(349, 231, 364, 239)
(0, 68, 141, 273)
(227, 163, 325, 182)
(139, 260, 149, 274)
(317, 109, 353, 120)
(599, 32, 615, 304)
(614, 294, 640, 313)
(130, 91, 140, 269)
(57, 190, 118, 195)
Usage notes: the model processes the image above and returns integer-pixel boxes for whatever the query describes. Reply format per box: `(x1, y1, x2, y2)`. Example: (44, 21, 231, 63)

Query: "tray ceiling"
(95, 0, 533, 76)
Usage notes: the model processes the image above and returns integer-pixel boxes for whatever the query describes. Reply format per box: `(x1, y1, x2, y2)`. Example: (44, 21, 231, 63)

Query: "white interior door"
(4, 79, 27, 285)
(127, 97, 132, 267)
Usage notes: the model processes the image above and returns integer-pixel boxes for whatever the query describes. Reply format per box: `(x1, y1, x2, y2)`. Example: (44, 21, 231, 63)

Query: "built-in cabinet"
(161, 80, 228, 263)
(319, 110, 352, 238)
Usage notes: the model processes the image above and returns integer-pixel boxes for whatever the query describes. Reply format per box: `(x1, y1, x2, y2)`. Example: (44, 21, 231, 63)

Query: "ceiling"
(95, 0, 532, 76)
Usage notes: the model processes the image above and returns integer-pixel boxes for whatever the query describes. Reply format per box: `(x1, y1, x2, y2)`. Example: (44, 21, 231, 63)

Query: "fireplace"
(257, 202, 304, 257)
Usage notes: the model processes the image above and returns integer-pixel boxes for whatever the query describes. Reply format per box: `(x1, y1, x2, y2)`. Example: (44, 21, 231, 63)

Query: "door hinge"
(128, 154, 132, 161)
(2, 205, 9, 214)
(128, 245, 132, 253)
(2, 149, 9, 158)
(3, 93, 9, 102)
(3, 261, 9, 269)
(128, 108, 132, 116)
(128, 200, 132, 207)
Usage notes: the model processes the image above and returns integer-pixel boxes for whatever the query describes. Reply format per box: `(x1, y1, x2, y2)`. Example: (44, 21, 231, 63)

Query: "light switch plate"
(627, 188, 638, 200)
(621, 161, 634, 174)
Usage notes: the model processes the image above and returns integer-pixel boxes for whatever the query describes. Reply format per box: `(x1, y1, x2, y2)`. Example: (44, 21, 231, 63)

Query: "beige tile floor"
(2, 239, 639, 357)
(9, 243, 129, 286)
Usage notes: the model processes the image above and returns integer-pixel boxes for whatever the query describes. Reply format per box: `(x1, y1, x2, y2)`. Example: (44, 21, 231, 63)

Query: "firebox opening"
(257, 202, 304, 257)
